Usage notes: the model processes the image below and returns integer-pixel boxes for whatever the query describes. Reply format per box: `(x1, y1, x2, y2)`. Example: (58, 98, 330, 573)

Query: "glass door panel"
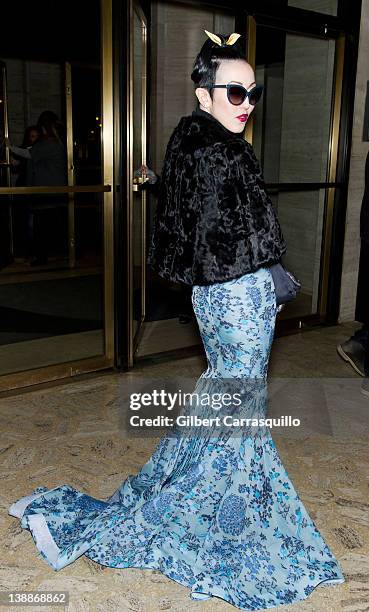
(253, 27, 335, 183)
(288, 0, 338, 15)
(137, 2, 240, 359)
(132, 2, 147, 342)
(0, 191, 105, 375)
(268, 189, 325, 317)
(0, 61, 14, 267)
(251, 23, 339, 321)
(0, 0, 114, 386)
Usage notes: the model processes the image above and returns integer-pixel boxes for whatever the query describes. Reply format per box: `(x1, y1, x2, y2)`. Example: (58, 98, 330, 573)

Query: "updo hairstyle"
(191, 34, 247, 99)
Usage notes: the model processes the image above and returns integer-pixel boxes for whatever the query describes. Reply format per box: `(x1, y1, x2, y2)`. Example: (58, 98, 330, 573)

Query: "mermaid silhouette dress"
(8, 268, 344, 611)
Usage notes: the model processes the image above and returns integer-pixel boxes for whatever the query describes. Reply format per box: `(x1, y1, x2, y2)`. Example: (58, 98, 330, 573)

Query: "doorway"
(139, 2, 239, 359)
(122, 0, 358, 365)
(122, 0, 244, 365)
(0, 0, 114, 390)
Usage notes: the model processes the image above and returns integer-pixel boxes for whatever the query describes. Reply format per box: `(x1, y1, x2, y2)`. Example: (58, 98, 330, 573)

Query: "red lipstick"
(236, 114, 248, 122)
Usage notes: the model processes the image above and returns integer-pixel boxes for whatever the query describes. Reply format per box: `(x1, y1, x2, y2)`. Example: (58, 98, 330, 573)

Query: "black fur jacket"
(147, 107, 286, 285)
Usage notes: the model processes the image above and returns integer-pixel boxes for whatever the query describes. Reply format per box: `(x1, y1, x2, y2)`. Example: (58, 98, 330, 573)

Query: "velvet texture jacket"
(147, 107, 287, 286)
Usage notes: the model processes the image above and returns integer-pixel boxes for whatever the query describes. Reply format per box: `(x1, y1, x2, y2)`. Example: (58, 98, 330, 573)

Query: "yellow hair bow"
(204, 30, 241, 46)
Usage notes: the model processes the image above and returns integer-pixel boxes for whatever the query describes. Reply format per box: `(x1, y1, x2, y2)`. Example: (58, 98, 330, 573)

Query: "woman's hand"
(134, 164, 158, 184)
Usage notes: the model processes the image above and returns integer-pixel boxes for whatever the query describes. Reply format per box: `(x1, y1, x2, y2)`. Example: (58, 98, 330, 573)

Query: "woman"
(10, 125, 40, 187)
(9, 111, 66, 187)
(9, 110, 67, 265)
(9, 125, 40, 258)
(8, 33, 344, 610)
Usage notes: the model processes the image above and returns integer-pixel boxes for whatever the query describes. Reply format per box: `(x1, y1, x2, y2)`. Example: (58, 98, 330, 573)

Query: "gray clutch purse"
(269, 262, 301, 307)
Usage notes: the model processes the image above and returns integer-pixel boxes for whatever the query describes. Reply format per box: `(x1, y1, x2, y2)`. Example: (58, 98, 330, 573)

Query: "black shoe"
(337, 339, 365, 376)
(179, 313, 192, 324)
(361, 377, 369, 397)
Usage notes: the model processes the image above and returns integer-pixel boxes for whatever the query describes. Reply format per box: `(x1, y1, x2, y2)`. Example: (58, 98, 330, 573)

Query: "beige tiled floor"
(1, 321, 369, 611)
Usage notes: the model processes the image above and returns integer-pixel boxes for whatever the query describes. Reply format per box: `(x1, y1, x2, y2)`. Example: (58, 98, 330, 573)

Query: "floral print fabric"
(8, 267, 344, 610)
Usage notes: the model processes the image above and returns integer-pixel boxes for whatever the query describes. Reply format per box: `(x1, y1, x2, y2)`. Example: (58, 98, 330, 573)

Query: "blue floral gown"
(8, 267, 345, 611)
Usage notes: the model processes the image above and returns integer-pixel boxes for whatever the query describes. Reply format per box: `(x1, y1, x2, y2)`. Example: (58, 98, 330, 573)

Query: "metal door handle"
(132, 176, 150, 192)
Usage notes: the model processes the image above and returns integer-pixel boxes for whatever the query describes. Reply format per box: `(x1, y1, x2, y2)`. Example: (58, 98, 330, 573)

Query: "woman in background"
(9, 125, 40, 258)
(10, 125, 40, 187)
(9, 110, 67, 265)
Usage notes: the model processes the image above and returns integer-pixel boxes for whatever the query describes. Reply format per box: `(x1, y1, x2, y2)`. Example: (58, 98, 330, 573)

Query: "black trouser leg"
(351, 325, 369, 347)
(364, 341, 369, 377)
(355, 241, 369, 326)
(29, 208, 49, 260)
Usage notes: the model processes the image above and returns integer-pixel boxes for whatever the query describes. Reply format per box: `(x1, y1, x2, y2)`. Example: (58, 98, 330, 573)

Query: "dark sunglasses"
(207, 83, 263, 106)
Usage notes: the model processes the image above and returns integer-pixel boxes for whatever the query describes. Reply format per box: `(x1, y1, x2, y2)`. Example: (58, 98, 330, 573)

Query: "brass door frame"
(65, 62, 76, 269)
(246, 17, 345, 332)
(101, 0, 115, 364)
(0, 61, 14, 256)
(0, 0, 115, 392)
(319, 33, 345, 317)
(244, 16, 256, 146)
(0, 186, 111, 194)
(126, 0, 148, 367)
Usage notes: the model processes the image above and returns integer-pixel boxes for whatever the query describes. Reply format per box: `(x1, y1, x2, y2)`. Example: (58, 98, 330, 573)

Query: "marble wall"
(288, 0, 337, 14)
(150, 2, 235, 177)
(253, 64, 284, 184)
(253, 35, 334, 310)
(339, 0, 369, 322)
(3, 58, 62, 150)
(277, 34, 335, 307)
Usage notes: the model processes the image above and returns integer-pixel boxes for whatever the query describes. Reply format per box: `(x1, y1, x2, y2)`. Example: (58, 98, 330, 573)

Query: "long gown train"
(8, 267, 345, 611)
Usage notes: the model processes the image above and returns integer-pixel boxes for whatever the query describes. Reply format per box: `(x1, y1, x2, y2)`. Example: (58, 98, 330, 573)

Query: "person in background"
(10, 125, 40, 187)
(8, 110, 67, 265)
(8, 125, 41, 259)
(337, 150, 369, 396)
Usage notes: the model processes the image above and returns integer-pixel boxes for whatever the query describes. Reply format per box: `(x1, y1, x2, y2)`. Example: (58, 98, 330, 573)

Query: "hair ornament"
(225, 32, 241, 45)
(204, 30, 241, 47)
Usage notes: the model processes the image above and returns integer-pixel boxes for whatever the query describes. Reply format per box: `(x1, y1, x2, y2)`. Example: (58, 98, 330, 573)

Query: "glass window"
(288, 0, 337, 16)
(0, 0, 106, 375)
(269, 189, 325, 317)
(253, 26, 336, 184)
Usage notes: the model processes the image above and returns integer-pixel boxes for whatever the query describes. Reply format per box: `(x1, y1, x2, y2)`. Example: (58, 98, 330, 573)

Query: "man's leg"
(342, 239, 369, 376)
(337, 327, 367, 377)
(360, 340, 369, 396)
